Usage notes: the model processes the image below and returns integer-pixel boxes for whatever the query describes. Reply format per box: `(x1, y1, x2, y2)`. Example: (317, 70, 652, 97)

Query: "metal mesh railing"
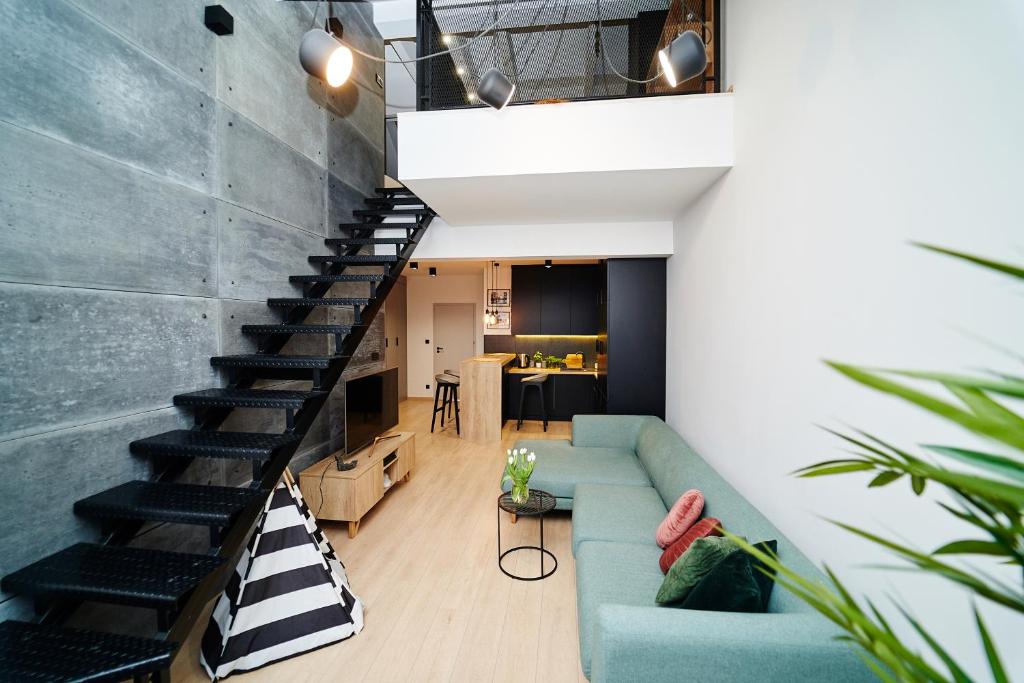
(416, 0, 718, 110)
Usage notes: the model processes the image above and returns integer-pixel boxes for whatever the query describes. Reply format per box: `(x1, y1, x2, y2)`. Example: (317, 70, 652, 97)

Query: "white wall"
(413, 217, 674, 260)
(666, 1, 1024, 676)
(407, 273, 485, 397)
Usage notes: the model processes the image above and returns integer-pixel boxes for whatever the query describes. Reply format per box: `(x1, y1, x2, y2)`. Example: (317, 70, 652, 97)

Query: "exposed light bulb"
(467, 92, 477, 102)
(456, 66, 465, 76)
(442, 34, 452, 45)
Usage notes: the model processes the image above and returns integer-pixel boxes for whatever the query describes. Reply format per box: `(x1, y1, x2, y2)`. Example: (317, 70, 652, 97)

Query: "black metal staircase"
(0, 188, 433, 682)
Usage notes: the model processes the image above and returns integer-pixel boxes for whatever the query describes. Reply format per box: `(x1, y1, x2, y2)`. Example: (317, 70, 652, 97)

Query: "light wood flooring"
(176, 399, 586, 683)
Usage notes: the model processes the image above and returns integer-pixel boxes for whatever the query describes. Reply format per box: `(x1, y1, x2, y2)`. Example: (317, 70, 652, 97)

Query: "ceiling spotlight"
(429, 266, 437, 277)
(299, 28, 353, 87)
(477, 67, 515, 110)
(410, 261, 418, 270)
(658, 30, 707, 88)
(544, 259, 552, 269)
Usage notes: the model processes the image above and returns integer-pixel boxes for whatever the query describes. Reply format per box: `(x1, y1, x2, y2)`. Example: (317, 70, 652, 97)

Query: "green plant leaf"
(885, 370, 1024, 401)
(924, 445, 1024, 483)
(915, 243, 1024, 281)
(974, 608, 1009, 683)
(911, 475, 926, 495)
(826, 362, 1024, 452)
(933, 540, 1009, 556)
(797, 462, 877, 477)
(869, 471, 903, 487)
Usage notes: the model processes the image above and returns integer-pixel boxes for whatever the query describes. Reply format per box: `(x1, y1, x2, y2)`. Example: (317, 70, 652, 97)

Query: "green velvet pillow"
(655, 536, 739, 605)
(680, 540, 778, 613)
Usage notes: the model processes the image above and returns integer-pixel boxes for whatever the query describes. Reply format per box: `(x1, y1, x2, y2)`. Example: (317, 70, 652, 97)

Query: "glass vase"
(511, 481, 530, 505)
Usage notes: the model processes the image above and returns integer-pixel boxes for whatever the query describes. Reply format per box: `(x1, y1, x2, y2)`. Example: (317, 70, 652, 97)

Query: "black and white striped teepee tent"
(200, 471, 364, 679)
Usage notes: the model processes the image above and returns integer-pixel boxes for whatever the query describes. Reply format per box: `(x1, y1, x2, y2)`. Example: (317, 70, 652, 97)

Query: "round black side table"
(497, 489, 557, 581)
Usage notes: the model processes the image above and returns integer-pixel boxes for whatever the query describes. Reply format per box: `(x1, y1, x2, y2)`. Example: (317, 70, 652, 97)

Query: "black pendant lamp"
(477, 67, 515, 110)
(657, 30, 707, 88)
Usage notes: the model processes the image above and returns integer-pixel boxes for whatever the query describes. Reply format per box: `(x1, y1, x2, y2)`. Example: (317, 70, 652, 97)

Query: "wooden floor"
(177, 399, 586, 683)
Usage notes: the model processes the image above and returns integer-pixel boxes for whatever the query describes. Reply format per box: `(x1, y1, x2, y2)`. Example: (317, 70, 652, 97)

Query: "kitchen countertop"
(462, 353, 516, 366)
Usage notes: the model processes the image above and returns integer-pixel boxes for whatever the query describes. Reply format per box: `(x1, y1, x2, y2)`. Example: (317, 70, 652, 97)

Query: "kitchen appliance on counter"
(518, 353, 530, 368)
(565, 353, 584, 369)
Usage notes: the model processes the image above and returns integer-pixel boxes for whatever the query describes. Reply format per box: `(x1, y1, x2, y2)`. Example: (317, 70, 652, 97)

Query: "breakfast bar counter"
(458, 353, 516, 443)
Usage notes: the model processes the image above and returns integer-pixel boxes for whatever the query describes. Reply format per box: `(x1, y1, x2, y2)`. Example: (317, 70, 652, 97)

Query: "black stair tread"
(308, 254, 399, 263)
(337, 222, 390, 230)
(210, 354, 347, 369)
(365, 196, 424, 206)
(75, 481, 264, 527)
(325, 237, 410, 246)
(130, 430, 301, 460)
(0, 620, 175, 683)
(173, 387, 326, 409)
(241, 323, 354, 335)
(1, 543, 223, 609)
(267, 297, 372, 307)
(289, 273, 387, 283)
(353, 208, 429, 217)
(374, 186, 414, 195)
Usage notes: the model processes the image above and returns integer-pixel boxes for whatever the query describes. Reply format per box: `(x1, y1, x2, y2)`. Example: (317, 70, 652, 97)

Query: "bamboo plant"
(728, 245, 1023, 682)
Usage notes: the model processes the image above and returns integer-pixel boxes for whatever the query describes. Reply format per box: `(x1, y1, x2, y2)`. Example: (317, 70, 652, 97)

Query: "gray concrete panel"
(0, 122, 217, 296)
(218, 108, 326, 233)
(0, 0, 215, 192)
(0, 284, 219, 441)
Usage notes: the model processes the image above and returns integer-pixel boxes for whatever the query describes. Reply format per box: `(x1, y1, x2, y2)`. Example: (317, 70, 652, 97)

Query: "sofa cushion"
(572, 484, 667, 556)
(575, 541, 665, 678)
(659, 517, 723, 573)
(655, 488, 704, 548)
(506, 440, 649, 503)
(681, 540, 779, 613)
(655, 536, 739, 605)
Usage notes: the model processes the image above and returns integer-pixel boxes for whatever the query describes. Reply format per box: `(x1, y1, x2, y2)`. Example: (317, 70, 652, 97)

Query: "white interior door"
(433, 303, 476, 378)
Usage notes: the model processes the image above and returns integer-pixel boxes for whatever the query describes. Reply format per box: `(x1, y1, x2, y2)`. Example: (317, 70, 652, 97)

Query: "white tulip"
(528, 453, 536, 462)
(508, 455, 514, 464)
(506, 449, 512, 456)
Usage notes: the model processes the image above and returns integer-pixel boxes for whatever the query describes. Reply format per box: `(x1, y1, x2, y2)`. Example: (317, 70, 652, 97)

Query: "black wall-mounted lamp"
(429, 267, 437, 277)
(544, 259, 553, 268)
(410, 261, 418, 270)
(204, 5, 234, 35)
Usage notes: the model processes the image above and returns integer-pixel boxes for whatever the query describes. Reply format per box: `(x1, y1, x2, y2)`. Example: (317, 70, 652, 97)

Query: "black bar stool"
(443, 369, 460, 419)
(517, 373, 548, 432)
(431, 373, 460, 434)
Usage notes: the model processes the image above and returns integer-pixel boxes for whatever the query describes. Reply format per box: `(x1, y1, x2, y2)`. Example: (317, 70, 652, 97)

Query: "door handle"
(436, 346, 444, 353)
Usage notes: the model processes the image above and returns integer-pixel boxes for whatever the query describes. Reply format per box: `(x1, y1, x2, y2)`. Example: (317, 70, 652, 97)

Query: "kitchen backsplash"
(484, 335, 599, 362)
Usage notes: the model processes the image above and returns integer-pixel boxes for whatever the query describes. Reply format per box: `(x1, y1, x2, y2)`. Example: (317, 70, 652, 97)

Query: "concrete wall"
(0, 0, 386, 622)
(665, 0, 1024, 675)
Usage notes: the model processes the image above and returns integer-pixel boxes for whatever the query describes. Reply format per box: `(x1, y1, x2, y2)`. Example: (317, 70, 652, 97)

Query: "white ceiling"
(405, 166, 729, 225)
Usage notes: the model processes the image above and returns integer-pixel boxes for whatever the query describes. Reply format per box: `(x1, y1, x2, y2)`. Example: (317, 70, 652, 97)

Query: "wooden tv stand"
(299, 431, 415, 538)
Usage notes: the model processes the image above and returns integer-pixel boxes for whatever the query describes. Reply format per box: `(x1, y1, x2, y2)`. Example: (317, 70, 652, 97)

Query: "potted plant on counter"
(545, 355, 563, 370)
(533, 351, 544, 368)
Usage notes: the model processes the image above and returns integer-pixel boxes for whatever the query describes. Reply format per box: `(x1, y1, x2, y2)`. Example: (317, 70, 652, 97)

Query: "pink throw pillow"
(656, 489, 704, 548)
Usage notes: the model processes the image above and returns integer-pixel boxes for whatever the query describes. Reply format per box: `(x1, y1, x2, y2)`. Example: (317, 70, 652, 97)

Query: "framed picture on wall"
(487, 309, 511, 329)
(488, 289, 511, 307)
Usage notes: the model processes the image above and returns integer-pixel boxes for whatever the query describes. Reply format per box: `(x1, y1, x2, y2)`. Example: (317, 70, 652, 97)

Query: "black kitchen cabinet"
(511, 265, 601, 335)
(570, 266, 600, 334)
(503, 372, 598, 422)
(511, 266, 542, 334)
(606, 258, 666, 419)
(539, 267, 572, 334)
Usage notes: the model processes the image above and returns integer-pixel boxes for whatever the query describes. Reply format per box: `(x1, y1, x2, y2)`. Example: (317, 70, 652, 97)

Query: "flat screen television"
(345, 367, 399, 454)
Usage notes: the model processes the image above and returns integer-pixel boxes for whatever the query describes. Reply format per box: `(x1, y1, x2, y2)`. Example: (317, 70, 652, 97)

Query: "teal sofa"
(508, 415, 873, 683)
